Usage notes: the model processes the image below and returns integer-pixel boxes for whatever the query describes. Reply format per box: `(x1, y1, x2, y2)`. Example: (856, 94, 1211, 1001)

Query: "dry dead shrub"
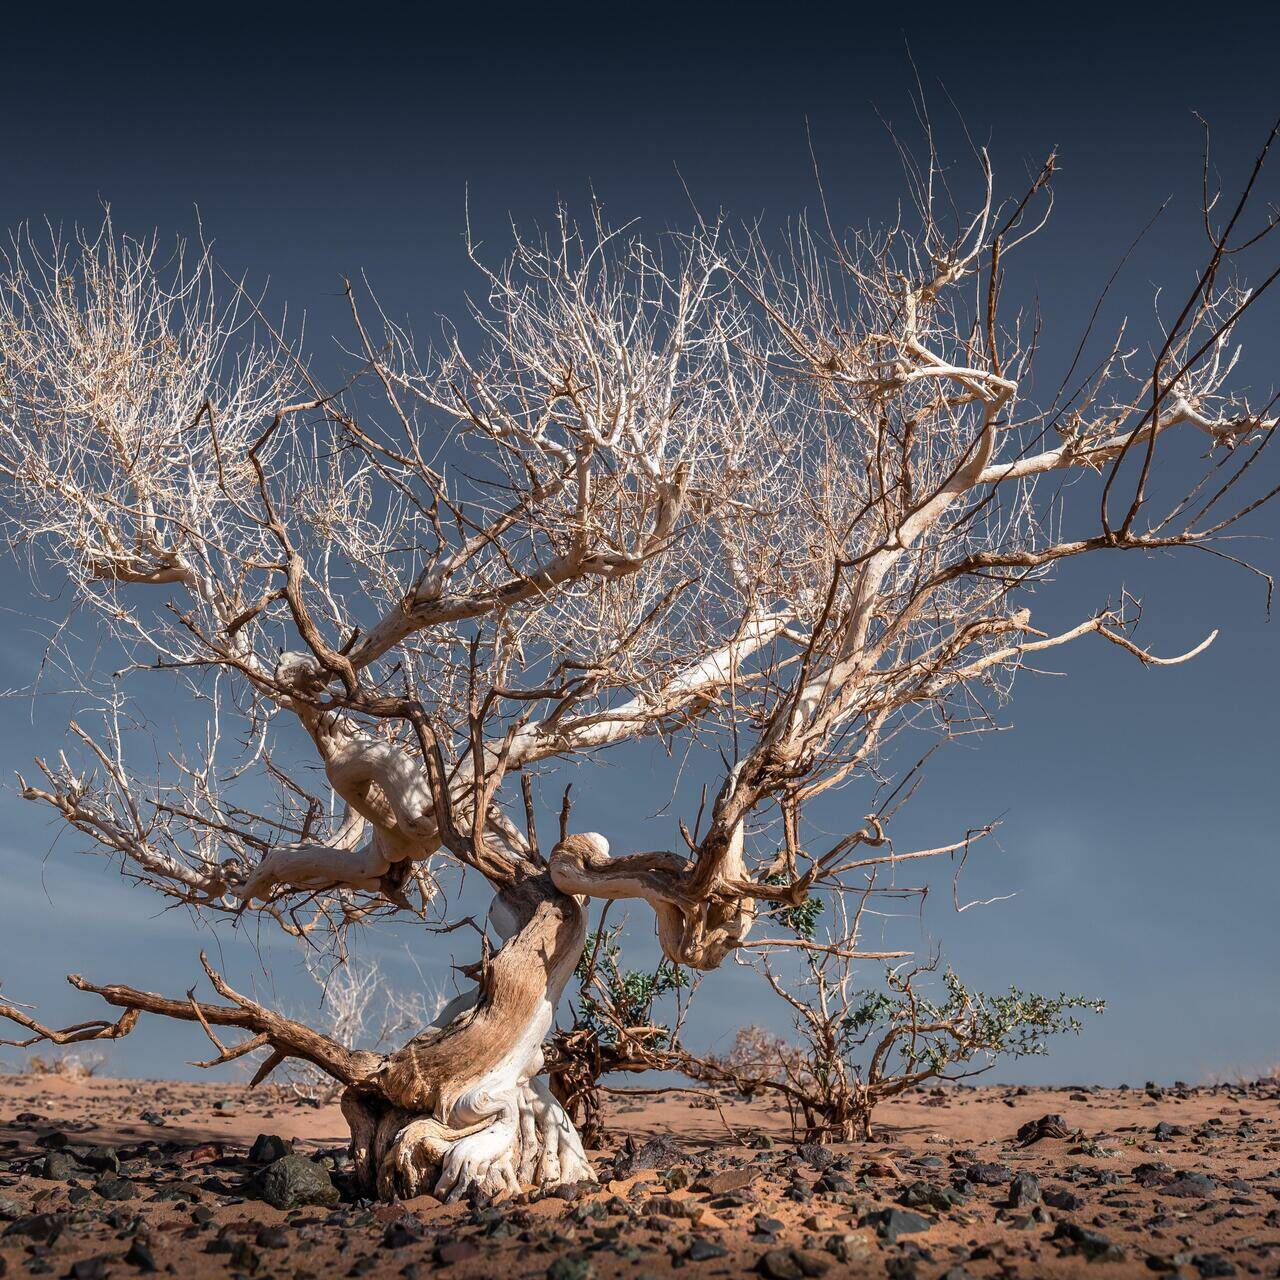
(705, 1025, 805, 1086)
(24, 1050, 107, 1080)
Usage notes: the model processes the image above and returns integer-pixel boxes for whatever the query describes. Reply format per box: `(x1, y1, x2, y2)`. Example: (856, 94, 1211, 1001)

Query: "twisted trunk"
(798, 1101, 874, 1144)
(342, 869, 595, 1200)
(55, 866, 596, 1202)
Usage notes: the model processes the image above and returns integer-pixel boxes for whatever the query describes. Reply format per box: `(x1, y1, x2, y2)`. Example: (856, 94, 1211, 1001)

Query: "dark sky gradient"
(1, 2, 1278, 1084)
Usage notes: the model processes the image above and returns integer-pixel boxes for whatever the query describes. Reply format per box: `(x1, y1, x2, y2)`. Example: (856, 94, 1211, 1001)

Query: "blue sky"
(0, 1, 1277, 1085)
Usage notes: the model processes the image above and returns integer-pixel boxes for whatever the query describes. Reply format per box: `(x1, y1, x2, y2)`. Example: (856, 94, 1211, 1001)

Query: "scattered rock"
(93, 1175, 137, 1201)
(382, 1216, 425, 1248)
(257, 1154, 340, 1210)
(1160, 1172, 1216, 1199)
(964, 1161, 1012, 1186)
(1015, 1113, 1077, 1145)
(67, 1259, 110, 1280)
(753, 1213, 786, 1236)
(758, 1246, 831, 1279)
(38, 1150, 80, 1181)
(1133, 1160, 1173, 1186)
(78, 1147, 119, 1173)
(545, 1259, 594, 1280)
(124, 1238, 157, 1271)
(861, 1207, 931, 1242)
(436, 1238, 481, 1265)
(795, 1143, 835, 1171)
(823, 1231, 875, 1263)
(792, 1250, 832, 1278)
(703, 1165, 758, 1194)
(612, 1135, 683, 1177)
(687, 1237, 729, 1261)
(1052, 1221, 1124, 1262)
(801, 1212, 835, 1231)
(643, 1193, 701, 1220)
(1, 1079, 1276, 1277)
(248, 1133, 291, 1163)
(3, 1211, 67, 1243)
(177, 1142, 222, 1165)
(1192, 1255, 1236, 1278)
(1007, 1170, 1041, 1207)
(812, 1170, 851, 1194)
(228, 1240, 259, 1273)
(899, 1180, 964, 1211)
(1043, 1187, 1083, 1211)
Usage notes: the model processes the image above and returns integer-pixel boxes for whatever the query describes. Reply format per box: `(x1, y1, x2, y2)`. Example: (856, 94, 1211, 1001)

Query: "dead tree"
(2, 120, 1278, 1199)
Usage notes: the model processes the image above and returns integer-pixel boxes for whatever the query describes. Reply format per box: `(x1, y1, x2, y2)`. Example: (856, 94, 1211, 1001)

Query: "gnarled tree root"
(342, 1078, 592, 1201)
(3, 866, 599, 1201)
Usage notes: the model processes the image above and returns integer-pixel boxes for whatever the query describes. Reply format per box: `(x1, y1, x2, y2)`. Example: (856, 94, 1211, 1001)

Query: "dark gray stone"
(124, 1238, 157, 1271)
(861, 1207, 931, 1242)
(1008, 1171, 1041, 1207)
(248, 1133, 291, 1164)
(1161, 1173, 1216, 1199)
(1192, 1255, 1236, 1278)
(92, 1176, 137, 1201)
(795, 1143, 835, 1171)
(613, 1135, 682, 1177)
(78, 1147, 119, 1173)
(687, 1238, 729, 1261)
(1043, 1187, 1083, 1210)
(899, 1180, 964, 1211)
(381, 1218, 423, 1249)
(1052, 1221, 1124, 1262)
(39, 1152, 79, 1180)
(546, 1259, 594, 1280)
(752, 1213, 785, 1236)
(2, 1211, 66, 1242)
(256, 1154, 339, 1210)
(758, 1247, 830, 1279)
(812, 1171, 851, 1194)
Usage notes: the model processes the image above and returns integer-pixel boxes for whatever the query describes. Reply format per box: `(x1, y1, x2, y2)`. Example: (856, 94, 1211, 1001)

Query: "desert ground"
(0, 1073, 1277, 1279)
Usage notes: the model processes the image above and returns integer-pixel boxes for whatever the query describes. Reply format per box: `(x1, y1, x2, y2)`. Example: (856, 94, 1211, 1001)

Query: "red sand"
(1, 1073, 1277, 1277)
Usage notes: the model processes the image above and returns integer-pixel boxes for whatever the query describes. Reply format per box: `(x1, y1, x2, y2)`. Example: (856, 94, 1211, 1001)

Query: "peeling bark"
(548, 831, 754, 969)
(345, 867, 595, 1199)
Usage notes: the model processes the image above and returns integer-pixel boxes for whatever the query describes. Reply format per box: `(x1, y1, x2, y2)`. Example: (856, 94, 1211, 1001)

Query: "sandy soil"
(1, 1072, 1277, 1278)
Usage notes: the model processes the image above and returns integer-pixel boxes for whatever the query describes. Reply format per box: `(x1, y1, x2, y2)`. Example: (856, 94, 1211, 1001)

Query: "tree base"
(342, 1080, 595, 1201)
